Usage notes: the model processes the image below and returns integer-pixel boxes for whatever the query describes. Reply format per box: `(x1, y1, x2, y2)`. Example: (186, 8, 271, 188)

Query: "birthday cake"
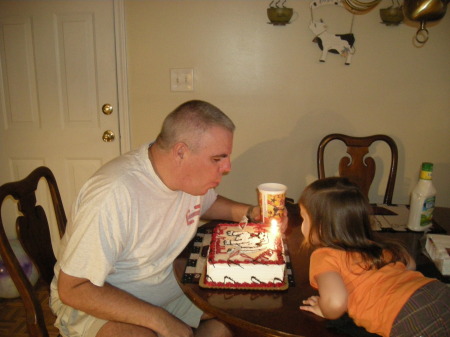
(203, 223, 286, 289)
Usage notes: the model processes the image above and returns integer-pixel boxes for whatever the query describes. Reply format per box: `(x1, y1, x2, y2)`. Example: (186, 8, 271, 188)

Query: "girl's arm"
(300, 271, 348, 319)
(406, 252, 416, 270)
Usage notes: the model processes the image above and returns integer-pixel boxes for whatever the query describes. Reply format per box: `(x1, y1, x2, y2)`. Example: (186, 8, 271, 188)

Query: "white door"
(0, 0, 126, 250)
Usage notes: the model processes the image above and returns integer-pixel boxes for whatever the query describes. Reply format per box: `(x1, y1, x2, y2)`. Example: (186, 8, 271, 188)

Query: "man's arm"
(202, 195, 289, 233)
(202, 195, 289, 232)
(57, 270, 193, 337)
(201, 195, 258, 222)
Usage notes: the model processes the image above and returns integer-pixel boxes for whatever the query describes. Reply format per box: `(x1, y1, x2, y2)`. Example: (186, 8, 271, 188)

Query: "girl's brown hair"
(299, 177, 408, 270)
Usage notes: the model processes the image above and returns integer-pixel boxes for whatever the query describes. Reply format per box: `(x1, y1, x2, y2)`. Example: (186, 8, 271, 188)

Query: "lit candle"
(270, 219, 280, 250)
(270, 219, 279, 237)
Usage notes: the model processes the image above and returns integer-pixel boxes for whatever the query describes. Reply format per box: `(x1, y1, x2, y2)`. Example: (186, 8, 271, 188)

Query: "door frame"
(114, 0, 131, 154)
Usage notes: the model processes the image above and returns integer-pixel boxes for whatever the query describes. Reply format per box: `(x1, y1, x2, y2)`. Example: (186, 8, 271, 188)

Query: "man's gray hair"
(156, 100, 235, 151)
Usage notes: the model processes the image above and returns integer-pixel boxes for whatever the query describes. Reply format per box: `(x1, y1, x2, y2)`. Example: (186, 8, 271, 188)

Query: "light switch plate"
(170, 68, 194, 92)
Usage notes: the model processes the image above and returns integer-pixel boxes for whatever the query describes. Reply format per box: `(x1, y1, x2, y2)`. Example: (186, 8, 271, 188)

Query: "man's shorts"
(51, 292, 203, 337)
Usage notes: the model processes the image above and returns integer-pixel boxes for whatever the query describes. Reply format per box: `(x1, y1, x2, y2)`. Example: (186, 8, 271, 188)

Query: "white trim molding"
(114, 0, 131, 154)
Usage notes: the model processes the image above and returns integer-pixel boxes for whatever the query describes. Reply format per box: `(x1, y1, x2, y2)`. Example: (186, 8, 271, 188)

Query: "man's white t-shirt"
(51, 143, 217, 306)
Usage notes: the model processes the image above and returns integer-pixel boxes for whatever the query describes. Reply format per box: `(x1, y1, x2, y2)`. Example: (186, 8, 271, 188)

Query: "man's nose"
(221, 158, 231, 173)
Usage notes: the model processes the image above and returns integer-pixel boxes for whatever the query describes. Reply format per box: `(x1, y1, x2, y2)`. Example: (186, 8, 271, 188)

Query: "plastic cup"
(257, 183, 287, 223)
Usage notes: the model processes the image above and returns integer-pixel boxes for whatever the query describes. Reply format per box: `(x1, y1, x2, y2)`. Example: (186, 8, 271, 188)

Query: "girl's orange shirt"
(309, 247, 434, 337)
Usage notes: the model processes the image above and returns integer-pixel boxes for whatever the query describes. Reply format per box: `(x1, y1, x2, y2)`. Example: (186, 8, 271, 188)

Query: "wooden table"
(173, 206, 450, 337)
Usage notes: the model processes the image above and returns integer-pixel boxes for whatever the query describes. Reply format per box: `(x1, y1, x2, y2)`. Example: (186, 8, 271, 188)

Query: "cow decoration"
(309, 20, 355, 65)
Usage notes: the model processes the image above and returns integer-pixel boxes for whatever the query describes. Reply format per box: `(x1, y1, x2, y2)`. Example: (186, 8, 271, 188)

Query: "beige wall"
(125, 0, 450, 207)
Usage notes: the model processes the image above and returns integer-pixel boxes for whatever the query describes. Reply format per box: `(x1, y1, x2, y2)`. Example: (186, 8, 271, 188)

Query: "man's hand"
(279, 209, 289, 233)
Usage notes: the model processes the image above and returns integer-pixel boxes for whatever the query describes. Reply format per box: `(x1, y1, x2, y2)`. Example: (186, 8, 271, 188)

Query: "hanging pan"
(403, 0, 449, 44)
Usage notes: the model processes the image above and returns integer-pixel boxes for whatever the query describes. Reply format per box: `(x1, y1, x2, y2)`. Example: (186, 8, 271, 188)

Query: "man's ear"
(173, 142, 188, 161)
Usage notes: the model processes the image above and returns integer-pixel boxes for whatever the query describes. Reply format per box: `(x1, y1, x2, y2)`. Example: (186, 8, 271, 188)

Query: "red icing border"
(203, 278, 285, 288)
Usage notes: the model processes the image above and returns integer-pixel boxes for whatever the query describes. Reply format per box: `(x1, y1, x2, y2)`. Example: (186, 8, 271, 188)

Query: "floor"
(0, 280, 60, 337)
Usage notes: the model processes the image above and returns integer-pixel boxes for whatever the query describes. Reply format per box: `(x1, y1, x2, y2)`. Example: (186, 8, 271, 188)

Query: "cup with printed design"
(257, 183, 287, 224)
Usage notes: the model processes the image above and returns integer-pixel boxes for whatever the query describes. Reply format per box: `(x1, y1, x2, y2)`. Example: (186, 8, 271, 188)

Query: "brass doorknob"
(102, 130, 115, 142)
(102, 103, 113, 115)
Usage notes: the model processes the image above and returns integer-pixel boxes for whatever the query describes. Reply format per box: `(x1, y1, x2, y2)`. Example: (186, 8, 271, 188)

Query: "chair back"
(317, 134, 398, 204)
(0, 166, 66, 337)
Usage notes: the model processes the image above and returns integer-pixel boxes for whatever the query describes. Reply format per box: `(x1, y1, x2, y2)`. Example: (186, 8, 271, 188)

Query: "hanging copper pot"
(403, 0, 449, 44)
(403, 0, 448, 21)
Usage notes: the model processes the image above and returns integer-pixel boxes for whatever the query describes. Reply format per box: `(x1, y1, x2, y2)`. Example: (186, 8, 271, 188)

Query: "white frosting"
(206, 223, 285, 286)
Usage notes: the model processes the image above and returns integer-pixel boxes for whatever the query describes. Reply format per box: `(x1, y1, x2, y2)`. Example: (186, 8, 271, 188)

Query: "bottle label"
(420, 170, 432, 180)
(420, 196, 435, 227)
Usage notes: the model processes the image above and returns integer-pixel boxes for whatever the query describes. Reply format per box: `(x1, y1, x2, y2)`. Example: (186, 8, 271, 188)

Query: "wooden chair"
(0, 166, 66, 337)
(317, 134, 398, 205)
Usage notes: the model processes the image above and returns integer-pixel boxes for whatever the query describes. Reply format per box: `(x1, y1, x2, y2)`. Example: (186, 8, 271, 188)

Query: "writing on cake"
(205, 223, 286, 288)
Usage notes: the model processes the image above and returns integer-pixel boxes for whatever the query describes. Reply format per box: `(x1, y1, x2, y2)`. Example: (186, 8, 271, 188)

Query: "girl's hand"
(299, 296, 325, 318)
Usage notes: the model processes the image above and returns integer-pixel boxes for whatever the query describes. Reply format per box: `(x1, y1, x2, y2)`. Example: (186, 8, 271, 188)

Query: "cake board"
(199, 266, 289, 291)
(182, 226, 295, 291)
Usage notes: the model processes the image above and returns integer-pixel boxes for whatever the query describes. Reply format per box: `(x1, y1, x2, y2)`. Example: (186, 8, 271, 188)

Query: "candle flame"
(270, 219, 279, 236)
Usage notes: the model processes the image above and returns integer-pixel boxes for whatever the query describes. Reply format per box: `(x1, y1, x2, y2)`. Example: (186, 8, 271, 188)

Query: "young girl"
(298, 177, 450, 337)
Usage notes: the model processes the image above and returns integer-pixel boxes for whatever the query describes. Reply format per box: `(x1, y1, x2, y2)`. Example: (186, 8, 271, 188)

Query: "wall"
(125, 0, 450, 207)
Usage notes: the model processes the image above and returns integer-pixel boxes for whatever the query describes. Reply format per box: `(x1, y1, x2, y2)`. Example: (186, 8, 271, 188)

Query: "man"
(50, 100, 261, 337)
